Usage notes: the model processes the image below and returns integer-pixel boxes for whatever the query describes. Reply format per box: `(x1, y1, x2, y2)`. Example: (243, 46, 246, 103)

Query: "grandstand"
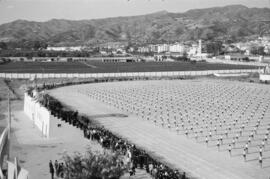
(49, 79, 270, 179)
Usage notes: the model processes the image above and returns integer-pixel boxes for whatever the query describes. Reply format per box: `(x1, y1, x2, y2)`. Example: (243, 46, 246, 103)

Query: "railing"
(0, 69, 263, 79)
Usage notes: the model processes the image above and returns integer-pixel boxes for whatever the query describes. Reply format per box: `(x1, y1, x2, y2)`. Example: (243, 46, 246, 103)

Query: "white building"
(46, 46, 66, 51)
(149, 45, 158, 53)
(138, 47, 150, 53)
(148, 44, 170, 53)
(157, 44, 169, 53)
(187, 44, 199, 56)
(169, 43, 185, 53)
(187, 40, 211, 60)
(46, 46, 83, 51)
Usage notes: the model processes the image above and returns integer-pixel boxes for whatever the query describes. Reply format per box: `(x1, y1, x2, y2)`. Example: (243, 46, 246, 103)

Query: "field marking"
(79, 61, 97, 68)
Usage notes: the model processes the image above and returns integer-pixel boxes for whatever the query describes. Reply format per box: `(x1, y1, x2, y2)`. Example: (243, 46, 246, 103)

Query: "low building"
(149, 45, 158, 53)
(157, 44, 169, 53)
(138, 47, 150, 53)
(169, 43, 185, 53)
(224, 54, 249, 61)
(46, 46, 83, 51)
(101, 56, 136, 62)
(187, 45, 199, 56)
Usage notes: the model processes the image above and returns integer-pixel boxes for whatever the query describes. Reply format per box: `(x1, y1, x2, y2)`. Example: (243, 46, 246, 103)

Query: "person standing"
(217, 141, 220, 151)
(49, 160, 54, 179)
(259, 155, 263, 168)
(259, 146, 263, 157)
(54, 160, 59, 177)
(232, 138, 236, 147)
(243, 150, 247, 162)
(245, 143, 249, 154)
(205, 136, 209, 147)
(59, 163, 64, 178)
(228, 144, 232, 157)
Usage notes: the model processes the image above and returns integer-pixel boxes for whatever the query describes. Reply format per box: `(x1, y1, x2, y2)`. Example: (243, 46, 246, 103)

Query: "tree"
(250, 46, 265, 55)
(62, 148, 127, 179)
(205, 41, 223, 55)
(257, 46, 265, 56)
(0, 42, 7, 50)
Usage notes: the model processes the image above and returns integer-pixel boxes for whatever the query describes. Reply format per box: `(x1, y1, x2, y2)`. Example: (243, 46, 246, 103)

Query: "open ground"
(0, 61, 259, 73)
(48, 79, 270, 179)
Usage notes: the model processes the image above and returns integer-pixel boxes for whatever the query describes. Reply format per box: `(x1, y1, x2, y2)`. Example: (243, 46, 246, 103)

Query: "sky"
(0, 0, 269, 25)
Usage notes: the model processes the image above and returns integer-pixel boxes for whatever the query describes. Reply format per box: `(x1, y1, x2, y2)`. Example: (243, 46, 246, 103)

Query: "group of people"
(77, 80, 270, 168)
(27, 87, 188, 179)
(49, 160, 64, 179)
(82, 125, 186, 179)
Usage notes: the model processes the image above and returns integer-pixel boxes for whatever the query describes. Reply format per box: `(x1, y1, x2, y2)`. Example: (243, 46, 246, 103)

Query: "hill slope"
(0, 5, 270, 46)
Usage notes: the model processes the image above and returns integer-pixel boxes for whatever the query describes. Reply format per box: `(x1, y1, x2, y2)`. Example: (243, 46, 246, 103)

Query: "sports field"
(49, 79, 270, 179)
(0, 61, 259, 73)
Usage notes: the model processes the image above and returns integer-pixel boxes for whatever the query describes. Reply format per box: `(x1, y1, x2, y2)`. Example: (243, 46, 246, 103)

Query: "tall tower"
(198, 40, 202, 55)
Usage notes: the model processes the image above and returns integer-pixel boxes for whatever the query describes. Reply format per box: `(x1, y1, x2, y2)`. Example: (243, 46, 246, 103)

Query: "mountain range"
(0, 4, 270, 46)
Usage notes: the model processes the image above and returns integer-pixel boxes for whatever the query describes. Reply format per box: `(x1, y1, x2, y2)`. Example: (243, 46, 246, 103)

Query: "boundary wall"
(24, 93, 62, 138)
(0, 69, 262, 79)
(259, 74, 270, 82)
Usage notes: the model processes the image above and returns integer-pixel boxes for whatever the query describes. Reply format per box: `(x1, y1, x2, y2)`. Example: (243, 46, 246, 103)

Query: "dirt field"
(0, 61, 259, 73)
(49, 79, 270, 179)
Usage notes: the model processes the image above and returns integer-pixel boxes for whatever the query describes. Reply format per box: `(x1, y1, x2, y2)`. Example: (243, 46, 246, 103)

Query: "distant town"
(0, 36, 270, 65)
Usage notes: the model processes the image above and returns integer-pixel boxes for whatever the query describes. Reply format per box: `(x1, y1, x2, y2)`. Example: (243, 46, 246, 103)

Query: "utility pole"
(7, 90, 11, 140)
(7, 89, 11, 160)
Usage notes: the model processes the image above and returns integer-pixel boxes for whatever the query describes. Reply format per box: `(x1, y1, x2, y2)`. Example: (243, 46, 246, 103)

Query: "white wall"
(24, 93, 51, 138)
(260, 74, 270, 81)
(24, 93, 80, 139)
(0, 69, 262, 79)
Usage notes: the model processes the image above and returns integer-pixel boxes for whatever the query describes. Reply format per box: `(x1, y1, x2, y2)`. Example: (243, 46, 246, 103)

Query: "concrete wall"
(24, 93, 50, 138)
(259, 74, 270, 82)
(24, 93, 72, 138)
(0, 69, 262, 79)
(24, 93, 65, 138)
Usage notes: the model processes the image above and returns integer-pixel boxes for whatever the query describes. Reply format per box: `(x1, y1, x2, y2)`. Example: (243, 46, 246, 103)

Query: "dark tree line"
(250, 46, 266, 56)
(0, 49, 100, 58)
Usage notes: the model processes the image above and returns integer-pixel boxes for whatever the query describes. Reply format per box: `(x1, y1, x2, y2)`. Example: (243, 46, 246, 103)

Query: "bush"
(62, 148, 127, 179)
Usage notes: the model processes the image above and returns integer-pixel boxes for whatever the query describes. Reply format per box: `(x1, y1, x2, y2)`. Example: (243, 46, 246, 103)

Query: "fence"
(0, 69, 263, 79)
